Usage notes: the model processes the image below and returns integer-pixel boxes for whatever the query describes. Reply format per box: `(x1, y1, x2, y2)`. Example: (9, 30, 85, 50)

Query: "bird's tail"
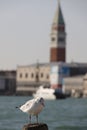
(15, 106, 19, 108)
(15, 105, 21, 109)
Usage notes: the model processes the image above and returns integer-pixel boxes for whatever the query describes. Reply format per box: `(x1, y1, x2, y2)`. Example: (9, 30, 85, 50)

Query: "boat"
(33, 85, 56, 100)
(33, 85, 67, 100)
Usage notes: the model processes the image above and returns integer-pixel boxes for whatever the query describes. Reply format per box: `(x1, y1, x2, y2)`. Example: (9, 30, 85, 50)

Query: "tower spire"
(52, 0, 64, 26)
(58, 0, 60, 7)
(57, 0, 60, 11)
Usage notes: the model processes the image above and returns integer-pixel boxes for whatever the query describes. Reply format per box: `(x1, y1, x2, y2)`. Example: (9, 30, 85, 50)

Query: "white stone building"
(16, 63, 50, 95)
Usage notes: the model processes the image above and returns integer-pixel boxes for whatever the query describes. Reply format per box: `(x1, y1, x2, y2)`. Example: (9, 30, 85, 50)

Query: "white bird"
(16, 97, 45, 124)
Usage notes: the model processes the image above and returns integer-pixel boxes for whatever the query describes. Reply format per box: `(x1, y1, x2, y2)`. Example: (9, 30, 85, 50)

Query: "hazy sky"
(0, 0, 87, 69)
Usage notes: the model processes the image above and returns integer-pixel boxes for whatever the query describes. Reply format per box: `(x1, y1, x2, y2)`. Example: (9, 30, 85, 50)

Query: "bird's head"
(36, 97, 45, 107)
(39, 97, 45, 107)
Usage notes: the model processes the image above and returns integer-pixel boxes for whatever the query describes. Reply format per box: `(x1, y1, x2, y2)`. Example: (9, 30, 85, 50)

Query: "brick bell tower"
(50, 0, 66, 62)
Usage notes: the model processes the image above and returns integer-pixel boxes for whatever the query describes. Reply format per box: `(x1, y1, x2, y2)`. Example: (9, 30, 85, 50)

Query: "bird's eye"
(39, 98, 44, 103)
(40, 98, 42, 101)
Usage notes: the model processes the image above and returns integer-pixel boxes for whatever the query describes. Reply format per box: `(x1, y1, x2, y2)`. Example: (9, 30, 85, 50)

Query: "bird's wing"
(25, 100, 34, 108)
(20, 99, 36, 113)
(25, 98, 35, 105)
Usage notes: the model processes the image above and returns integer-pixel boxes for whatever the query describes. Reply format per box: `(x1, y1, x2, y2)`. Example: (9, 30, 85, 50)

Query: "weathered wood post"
(23, 123, 48, 130)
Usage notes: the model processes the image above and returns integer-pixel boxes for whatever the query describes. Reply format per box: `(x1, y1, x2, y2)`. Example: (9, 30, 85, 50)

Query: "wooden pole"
(23, 123, 48, 130)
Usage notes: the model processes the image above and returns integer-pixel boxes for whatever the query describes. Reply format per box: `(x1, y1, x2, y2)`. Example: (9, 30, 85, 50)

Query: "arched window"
(51, 37, 55, 41)
(47, 75, 49, 79)
(20, 73, 22, 78)
(41, 73, 43, 78)
(31, 73, 34, 78)
(25, 73, 28, 78)
(36, 74, 39, 82)
(58, 37, 64, 42)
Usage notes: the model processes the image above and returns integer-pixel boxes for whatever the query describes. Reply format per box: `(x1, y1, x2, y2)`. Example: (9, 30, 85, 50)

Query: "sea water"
(0, 96, 87, 130)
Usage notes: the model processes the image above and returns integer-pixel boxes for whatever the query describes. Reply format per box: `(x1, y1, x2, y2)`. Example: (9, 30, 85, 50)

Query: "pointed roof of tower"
(53, 0, 65, 25)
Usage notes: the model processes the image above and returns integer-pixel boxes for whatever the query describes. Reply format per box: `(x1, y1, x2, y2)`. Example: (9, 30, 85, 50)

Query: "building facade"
(16, 64, 50, 95)
(63, 76, 84, 97)
(16, 62, 87, 95)
(0, 70, 16, 95)
(83, 74, 87, 97)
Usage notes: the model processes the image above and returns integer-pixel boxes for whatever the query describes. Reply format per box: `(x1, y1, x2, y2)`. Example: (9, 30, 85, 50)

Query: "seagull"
(16, 97, 45, 124)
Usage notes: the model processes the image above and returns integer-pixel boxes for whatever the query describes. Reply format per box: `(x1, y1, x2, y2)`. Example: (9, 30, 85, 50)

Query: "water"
(0, 96, 87, 130)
